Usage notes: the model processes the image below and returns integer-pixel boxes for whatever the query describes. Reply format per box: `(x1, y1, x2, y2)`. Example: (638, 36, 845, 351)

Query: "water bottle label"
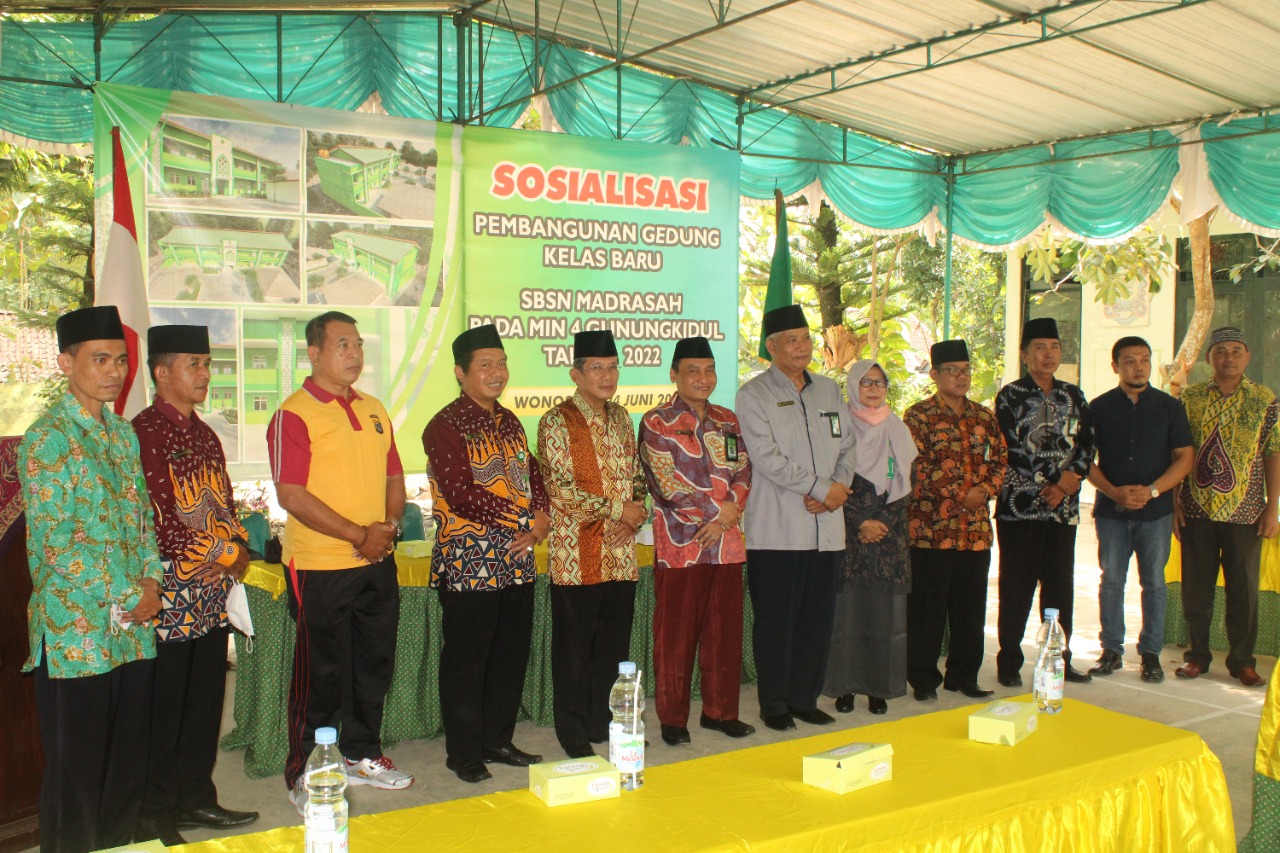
(608, 723, 644, 773)
(309, 805, 336, 830)
(307, 827, 348, 853)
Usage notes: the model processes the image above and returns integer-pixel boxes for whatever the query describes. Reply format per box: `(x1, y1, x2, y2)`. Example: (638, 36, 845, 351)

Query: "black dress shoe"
(835, 693, 855, 713)
(1064, 664, 1093, 683)
(134, 815, 187, 846)
(173, 805, 260, 830)
(1089, 649, 1123, 676)
(913, 687, 938, 702)
(699, 714, 755, 738)
(445, 756, 493, 783)
(481, 744, 542, 766)
(1141, 653, 1165, 683)
(564, 743, 596, 758)
(761, 712, 796, 731)
(945, 683, 994, 699)
(867, 696, 888, 715)
(788, 706, 835, 725)
(661, 724, 691, 745)
(997, 672, 1022, 688)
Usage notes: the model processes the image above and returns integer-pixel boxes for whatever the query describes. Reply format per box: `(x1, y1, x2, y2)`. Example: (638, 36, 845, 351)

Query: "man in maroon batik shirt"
(132, 324, 257, 846)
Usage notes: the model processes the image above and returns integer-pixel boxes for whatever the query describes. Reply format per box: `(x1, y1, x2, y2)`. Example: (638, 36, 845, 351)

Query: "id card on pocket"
(725, 433, 740, 462)
(821, 411, 842, 438)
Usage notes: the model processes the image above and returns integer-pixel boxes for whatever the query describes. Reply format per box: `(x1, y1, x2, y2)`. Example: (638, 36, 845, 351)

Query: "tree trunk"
(813, 201, 844, 328)
(1168, 207, 1215, 397)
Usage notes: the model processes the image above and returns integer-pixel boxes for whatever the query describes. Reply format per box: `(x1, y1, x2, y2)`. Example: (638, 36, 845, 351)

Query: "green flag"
(758, 188, 793, 361)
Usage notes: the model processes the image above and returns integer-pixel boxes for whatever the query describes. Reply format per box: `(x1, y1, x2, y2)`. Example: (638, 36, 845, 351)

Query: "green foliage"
(897, 238, 1006, 406)
(1227, 235, 1280, 283)
(1, 141, 94, 315)
(1021, 227, 1175, 304)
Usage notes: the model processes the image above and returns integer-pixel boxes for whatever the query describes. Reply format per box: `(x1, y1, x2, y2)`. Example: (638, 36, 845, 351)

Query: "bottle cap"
(315, 726, 338, 745)
(618, 660, 637, 676)
(1044, 608, 1059, 619)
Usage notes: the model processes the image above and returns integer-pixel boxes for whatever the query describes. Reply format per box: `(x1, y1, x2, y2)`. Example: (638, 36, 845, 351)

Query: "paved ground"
(37, 511, 1265, 849)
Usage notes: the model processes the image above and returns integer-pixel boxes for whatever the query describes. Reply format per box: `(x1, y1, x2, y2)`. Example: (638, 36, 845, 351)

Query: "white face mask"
(225, 581, 255, 643)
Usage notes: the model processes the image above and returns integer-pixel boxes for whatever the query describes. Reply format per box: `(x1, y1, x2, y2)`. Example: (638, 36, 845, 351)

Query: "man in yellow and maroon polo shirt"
(267, 310, 412, 810)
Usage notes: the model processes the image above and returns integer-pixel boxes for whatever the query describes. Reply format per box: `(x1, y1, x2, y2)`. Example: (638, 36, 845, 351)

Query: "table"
(191, 698, 1232, 852)
(220, 548, 759, 778)
(1164, 535, 1280, 656)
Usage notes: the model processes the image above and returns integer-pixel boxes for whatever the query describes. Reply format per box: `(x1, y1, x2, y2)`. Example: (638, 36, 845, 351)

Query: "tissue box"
(802, 742, 893, 794)
(968, 700, 1039, 746)
(529, 756, 620, 807)
(395, 539, 433, 558)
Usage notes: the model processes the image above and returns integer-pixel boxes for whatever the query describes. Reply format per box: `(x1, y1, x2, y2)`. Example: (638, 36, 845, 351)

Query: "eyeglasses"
(582, 362, 619, 375)
(937, 366, 973, 377)
(858, 378, 889, 388)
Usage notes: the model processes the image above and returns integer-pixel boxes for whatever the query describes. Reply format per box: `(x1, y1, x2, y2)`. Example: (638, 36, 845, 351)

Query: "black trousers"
(550, 580, 636, 751)
(143, 626, 229, 819)
(746, 549, 839, 717)
(1180, 517, 1263, 672)
(907, 548, 992, 691)
(437, 582, 535, 764)
(996, 519, 1077, 675)
(284, 556, 399, 789)
(34, 656, 154, 853)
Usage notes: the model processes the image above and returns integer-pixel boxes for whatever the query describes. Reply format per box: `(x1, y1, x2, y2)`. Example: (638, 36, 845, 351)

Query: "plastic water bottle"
(608, 660, 645, 790)
(1033, 608, 1065, 715)
(305, 727, 349, 853)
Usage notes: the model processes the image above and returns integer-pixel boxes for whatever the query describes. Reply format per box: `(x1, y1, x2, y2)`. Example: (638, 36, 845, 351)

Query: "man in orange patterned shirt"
(537, 330, 648, 758)
(903, 339, 1006, 702)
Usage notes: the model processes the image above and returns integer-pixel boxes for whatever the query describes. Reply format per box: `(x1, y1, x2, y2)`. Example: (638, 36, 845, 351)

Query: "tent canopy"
(2, 1, 1279, 245)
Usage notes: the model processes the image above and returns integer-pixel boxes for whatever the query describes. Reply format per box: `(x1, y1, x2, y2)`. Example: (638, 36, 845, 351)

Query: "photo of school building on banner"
(461, 126, 740, 431)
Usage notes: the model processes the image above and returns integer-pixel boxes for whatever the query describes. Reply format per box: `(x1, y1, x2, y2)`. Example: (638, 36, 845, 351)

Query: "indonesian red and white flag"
(96, 125, 150, 418)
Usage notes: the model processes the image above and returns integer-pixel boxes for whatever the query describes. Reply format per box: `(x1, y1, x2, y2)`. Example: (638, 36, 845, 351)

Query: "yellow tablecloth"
(1165, 534, 1280, 591)
(241, 542, 656, 596)
(186, 698, 1232, 852)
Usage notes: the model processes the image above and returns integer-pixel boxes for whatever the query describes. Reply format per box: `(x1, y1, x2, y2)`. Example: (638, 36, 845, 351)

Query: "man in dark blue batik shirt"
(994, 317, 1096, 687)
(1086, 336, 1192, 683)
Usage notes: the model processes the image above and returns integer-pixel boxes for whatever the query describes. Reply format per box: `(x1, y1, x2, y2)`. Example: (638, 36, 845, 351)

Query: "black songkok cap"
(930, 339, 969, 366)
(1020, 317, 1059, 348)
(672, 336, 714, 364)
(452, 323, 504, 363)
(574, 330, 618, 359)
(56, 305, 125, 352)
(761, 303, 809, 339)
(1206, 326, 1247, 357)
(148, 324, 210, 356)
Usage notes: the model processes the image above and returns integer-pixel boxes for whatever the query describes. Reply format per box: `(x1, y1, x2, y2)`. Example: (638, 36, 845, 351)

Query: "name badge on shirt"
(821, 411, 842, 438)
(675, 429, 694, 435)
(171, 448, 192, 460)
(776, 400, 795, 407)
(725, 433, 740, 462)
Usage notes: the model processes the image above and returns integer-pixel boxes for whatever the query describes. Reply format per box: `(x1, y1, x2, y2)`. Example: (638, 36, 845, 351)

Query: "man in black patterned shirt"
(994, 318, 1096, 687)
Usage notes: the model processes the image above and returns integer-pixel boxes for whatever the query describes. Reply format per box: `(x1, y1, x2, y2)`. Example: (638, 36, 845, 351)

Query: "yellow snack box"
(968, 699, 1039, 746)
(802, 742, 893, 794)
(395, 539, 433, 558)
(529, 756, 621, 807)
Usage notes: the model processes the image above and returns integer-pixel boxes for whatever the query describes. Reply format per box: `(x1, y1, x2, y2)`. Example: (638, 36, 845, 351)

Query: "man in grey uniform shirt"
(736, 303, 857, 730)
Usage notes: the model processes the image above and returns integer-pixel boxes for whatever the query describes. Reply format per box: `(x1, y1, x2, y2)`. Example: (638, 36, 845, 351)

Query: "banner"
(94, 83, 739, 478)
(462, 127, 739, 429)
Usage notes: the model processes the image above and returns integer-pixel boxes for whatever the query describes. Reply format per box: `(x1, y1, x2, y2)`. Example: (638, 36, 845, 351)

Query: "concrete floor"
(56, 512, 1270, 850)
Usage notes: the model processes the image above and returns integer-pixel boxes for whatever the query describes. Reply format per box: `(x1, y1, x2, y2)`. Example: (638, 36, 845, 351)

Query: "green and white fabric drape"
(3, 13, 1279, 247)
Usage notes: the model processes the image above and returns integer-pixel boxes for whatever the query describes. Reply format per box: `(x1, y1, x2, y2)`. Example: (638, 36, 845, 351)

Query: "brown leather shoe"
(1175, 661, 1204, 679)
(1237, 667, 1267, 687)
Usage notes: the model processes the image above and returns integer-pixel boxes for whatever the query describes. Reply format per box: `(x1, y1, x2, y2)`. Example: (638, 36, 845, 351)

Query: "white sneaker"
(345, 756, 413, 790)
(288, 777, 307, 817)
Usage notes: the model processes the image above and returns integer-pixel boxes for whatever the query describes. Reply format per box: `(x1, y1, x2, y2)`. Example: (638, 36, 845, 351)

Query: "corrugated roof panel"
(484, 0, 1280, 155)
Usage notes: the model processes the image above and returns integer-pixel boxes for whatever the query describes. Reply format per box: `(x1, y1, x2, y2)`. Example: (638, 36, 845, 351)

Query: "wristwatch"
(390, 518, 403, 540)
(1149, 486, 1160, 499)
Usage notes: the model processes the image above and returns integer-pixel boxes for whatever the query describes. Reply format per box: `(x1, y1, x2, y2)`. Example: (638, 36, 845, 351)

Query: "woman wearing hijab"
(823, 360, 918, 714)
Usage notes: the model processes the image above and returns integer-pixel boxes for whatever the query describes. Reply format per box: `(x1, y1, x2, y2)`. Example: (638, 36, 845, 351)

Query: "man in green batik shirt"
(19, 305, 166, 853)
